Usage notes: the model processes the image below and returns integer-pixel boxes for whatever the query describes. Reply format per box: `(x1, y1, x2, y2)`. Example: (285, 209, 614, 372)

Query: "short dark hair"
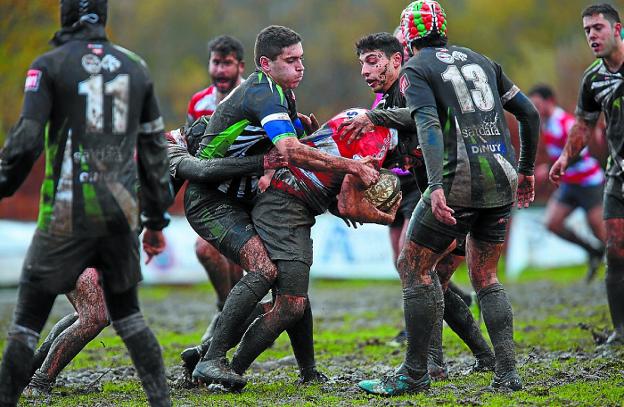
(207, 35, 244, 61)
(582, 3, 621, 25)
(528, 84, 555, 100)
(411, 32, 448, 50)
(355, 32, 403, 62)
(254, 25, 302, 67)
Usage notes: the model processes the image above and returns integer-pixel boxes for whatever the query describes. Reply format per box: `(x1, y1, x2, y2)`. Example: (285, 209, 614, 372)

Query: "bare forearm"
(562, 120, 592, 160)
(284, 142, 358, 175)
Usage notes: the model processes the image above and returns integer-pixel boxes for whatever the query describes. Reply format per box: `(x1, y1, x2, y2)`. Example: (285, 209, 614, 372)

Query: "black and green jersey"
(576, 59, 624, 178)
(196, 70, 301, 201)
(402, 45, 520, 208)
(0, 26, 171, 236)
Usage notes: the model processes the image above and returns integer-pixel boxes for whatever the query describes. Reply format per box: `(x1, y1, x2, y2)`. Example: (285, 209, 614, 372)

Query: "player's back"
(32, 39, 159, 236)
(402, 45, 519, 208)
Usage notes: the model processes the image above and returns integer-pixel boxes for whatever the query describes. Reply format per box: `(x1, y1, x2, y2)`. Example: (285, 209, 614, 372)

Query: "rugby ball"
(364, 169, 401, 212)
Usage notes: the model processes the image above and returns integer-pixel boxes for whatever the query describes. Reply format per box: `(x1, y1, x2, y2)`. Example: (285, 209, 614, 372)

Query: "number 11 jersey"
(21, 39, 164, 237)
(401, 45, 520, 208)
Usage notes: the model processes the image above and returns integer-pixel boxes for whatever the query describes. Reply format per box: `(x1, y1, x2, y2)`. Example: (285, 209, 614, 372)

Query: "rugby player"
(550, 3, 624, 346)
(0, 1, 174, 405)
(529, 84, 606, 281)
(358, 0, 539, 395)
(339, 32, 494, 377)
(187, 25, 379, 389)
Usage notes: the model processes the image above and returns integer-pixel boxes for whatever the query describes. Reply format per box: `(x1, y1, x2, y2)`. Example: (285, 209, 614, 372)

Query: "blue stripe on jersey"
(263, 120, 297, 143)
(293, 117, 305, 136)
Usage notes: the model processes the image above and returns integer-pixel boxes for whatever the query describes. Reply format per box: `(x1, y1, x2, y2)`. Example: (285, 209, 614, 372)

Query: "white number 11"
(78, 74, 129, 134)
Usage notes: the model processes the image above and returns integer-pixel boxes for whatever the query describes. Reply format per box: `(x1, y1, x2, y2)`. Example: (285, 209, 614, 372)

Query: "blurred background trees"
(0, 0, 607, 142)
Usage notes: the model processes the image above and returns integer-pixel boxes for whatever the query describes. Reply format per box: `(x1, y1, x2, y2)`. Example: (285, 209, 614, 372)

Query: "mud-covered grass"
(2, 263, 624, 406)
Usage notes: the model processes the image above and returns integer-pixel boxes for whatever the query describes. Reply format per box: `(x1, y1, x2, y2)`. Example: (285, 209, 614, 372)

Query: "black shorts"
(408, 199, 512, 254)
(251, 188, 316, 267)
(390, 174, 421, 228)
(20, 229, 140, 295)
(552, 182, 603, 211)
(604, 174, 624, 219)
(184, 183, 256, 265)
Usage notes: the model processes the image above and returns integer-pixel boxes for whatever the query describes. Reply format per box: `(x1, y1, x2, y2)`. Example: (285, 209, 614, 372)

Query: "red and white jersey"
(543, 107, 603, 186)
(187, 84, 218, 123)
(271, 108, 398, 214)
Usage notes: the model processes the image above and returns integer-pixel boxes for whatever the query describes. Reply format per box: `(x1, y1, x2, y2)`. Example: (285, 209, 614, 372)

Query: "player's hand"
(263, 148, 288, 170)
(337, 113, 375, 144)
(297, 112, 320, 134)
(549, 156, 568, 187)
(430, 188, 456, 225)
(142, 229, 166, 265)
(516, 174, 535, 209)
(354, 157, 380, 187)
(258, 170, 275, 193)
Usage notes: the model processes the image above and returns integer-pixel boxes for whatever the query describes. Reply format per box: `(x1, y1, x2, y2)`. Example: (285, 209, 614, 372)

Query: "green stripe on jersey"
(37, 123, 55, 231)
(198, 119, 251, 159)
(78, 145, 104, 219)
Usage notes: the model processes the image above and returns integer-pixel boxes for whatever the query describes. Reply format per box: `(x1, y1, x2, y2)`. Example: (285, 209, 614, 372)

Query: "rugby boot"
(586, 246, 605, 282)
(427, 356, 448, 381)
(468, 353, 496, 373)
(387, 329, 407, 347)
(192, 358, 247, 391)
(298, 367, 328, 384)
(604, 331, 624, 346)
(180, 339, 211, 374)
(491, 369, 523, 391)
(358, 368, 430, 396)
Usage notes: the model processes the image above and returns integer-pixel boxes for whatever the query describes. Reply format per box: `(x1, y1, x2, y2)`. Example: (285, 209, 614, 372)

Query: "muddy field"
(1, 267, 623, 406)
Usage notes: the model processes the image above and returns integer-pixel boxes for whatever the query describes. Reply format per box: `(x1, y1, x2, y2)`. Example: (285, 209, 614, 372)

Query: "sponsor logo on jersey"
(101, 54, 122, 73)
(469, 142, 506, 155)
(88, 43, 104, 55)
(436, 52, 454, 64)
(82, 54, 101, 74)
(451, 51, 468, 62)
(24, 69, 42, 92)
(460, 121, 502, 138)
(399, 74, 410, 96)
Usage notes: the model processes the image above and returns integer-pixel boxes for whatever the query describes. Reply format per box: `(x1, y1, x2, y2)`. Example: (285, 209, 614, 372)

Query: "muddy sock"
(428, 275, 445, 367)
(0, 324, 39, 406)
(444, 289, 493, 361)
(113, 313, 170, 407)
(605, 269, 624, 337)
(205, 273, 272, 360)
(448, 281, 472, 306)
(200, 311, 221, 343)
(478, 283, 516, 376)
(31, 313, 78, 375)
(286, 301, 316, 372)
(403, 284, 438, 378)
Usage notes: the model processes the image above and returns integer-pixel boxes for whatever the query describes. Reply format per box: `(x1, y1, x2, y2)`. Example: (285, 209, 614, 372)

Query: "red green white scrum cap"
(400, 0, 448, 47)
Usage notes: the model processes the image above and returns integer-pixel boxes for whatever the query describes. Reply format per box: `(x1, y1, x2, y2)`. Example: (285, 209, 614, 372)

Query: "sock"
(606, 270, 624, 338)
(113, 313, 170, 407)
(478, 283, 516, 376)
(403, 284, 438, 379)
(31, 313, 78, 375)
(286, 301, 316, 372)
(0, 325, 39, 406)
(428, 275, 445, 367)
(444, 289, 493, 361)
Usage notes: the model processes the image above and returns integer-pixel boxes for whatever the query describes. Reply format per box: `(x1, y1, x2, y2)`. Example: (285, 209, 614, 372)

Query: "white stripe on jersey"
(261, 113, 291, 126)
(500, 85, 520, 105)
(140, 117, 164, 133)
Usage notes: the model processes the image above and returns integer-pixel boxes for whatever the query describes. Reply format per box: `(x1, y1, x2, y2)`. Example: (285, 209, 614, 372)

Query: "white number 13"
(441, 64, 494, 113)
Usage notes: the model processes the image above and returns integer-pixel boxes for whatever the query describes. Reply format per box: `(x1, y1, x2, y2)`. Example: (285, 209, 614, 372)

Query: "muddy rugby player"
(550, 3, 624, 346)
(0, 0, 174, 405)
(358, 0, 539, 395)
(185, 25, 379, 389)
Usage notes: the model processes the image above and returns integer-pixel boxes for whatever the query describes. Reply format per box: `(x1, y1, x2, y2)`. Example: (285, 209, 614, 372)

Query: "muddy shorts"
(553, 182, 603, 211)
(20, 229, 140, 295)
(408, 199, 512, 253)
(391, 174, 421, 228)
(603, 174, 624, 219)
(252, 188, 316, 267)
(184, 182, 256, 265)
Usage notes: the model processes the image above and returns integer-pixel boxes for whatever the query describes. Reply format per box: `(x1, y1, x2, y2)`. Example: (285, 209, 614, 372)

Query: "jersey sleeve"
(21, 57, 54, 124)
(140, 78, 165, 135)
(490, 59, 520, 106)
(575, 74, 601, 124)
(244, 83, 297, 144)
(402, 65, 437, 113)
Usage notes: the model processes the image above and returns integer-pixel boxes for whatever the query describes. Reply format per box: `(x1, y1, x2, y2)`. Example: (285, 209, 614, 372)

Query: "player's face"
(359, 51, 397, 93)
(529, 95, 552, 120)
(209, 52, 244, 94)
(583, 14, 623, 58)
(264, 42, 305, 90)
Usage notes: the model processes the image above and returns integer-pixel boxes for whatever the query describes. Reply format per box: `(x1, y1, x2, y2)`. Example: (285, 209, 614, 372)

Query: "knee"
(239, 237, 278, 282)
(606, 237, 624, 270)
(195, 238, 221, 264)
(272, 295, 308, 327)
(545, 218, 561, 234)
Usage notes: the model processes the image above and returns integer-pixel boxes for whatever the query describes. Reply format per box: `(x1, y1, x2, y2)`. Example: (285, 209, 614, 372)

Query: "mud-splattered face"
(260, 42, 304, 90)
(358, 50, 400, 93)
(209, 52, 244, 95)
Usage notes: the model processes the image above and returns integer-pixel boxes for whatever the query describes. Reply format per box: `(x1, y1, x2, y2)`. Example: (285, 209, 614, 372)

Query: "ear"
(239, 60, 246, 72)
(392, 52, 402, 68)
(615, 22, 623, 40)
(259, 56, 271, 72)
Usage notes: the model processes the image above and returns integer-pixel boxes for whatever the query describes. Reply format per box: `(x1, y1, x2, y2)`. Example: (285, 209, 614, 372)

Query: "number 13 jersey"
(21, 38, 164, 236)
(401, 45, 520, 208)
